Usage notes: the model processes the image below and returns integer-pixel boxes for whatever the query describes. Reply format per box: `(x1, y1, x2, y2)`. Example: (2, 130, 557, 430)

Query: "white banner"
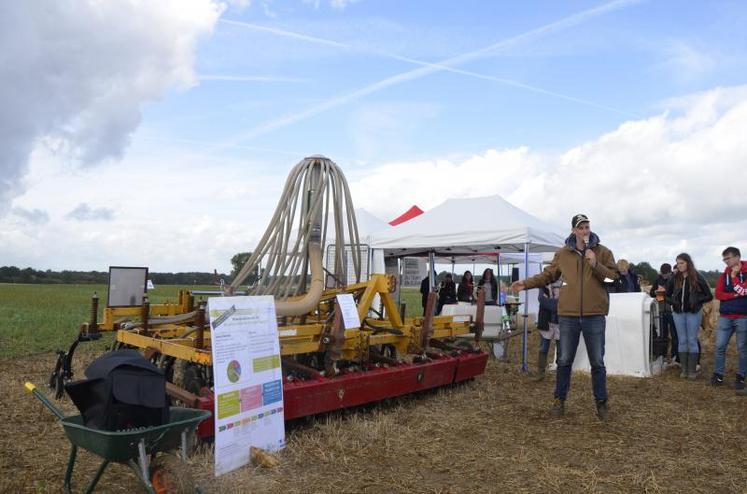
(336, 293, 361, 329)
(208, 296, 285, 477)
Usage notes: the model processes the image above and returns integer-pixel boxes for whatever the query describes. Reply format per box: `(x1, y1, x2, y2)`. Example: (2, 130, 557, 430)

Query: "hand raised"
(510, 280, 525, 293)
(584, 249, 597, 267)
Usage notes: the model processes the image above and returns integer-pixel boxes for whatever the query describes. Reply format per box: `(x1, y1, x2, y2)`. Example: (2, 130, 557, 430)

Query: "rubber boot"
(687, 352, 699, 380)
(535, 352, 548, 381)
(679, 352, 689, 379)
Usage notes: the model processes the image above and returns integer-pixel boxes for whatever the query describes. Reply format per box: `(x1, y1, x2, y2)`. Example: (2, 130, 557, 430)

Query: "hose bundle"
(229, 156, 361, 314)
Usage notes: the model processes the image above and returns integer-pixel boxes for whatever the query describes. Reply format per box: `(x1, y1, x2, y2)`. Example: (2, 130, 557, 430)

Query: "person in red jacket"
(713, 246, 747, 390)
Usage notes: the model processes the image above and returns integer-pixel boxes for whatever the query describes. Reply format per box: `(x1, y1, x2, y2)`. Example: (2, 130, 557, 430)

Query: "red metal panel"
(282, 357, 458, 420)
(453, 352, 489, 382)
(195, 394, 215, 440)
(192, 350, 488, 438)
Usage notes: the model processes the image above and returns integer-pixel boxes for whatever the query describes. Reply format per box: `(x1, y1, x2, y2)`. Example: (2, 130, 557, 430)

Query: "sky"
(2, 0, 747, 274)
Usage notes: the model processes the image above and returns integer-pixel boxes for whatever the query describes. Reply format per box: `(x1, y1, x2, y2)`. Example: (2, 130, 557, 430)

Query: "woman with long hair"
(457, 270, 475, 303)
(666, 253, 713, 379)
(477, 268, 498, 306)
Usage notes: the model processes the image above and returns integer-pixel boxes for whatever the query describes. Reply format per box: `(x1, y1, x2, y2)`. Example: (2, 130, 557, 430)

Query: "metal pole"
(428, 251, 436, 291)
(521, 243, 529, 373)
(496, 252, 502, 305)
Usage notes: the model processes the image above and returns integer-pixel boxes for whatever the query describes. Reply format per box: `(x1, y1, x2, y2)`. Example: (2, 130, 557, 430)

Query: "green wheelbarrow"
(25, 382, 211, 493)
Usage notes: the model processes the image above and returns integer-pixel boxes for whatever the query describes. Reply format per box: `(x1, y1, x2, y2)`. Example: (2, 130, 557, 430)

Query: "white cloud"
(0, 141, 288, 272)
(657, 41, 719, 83)
(66, 204, 115, 222)
(351, 85, 747, 271)
(4, 85, 747, 273)
(0, 0, 223, 214)
(330, 0, 359, 9)
(302, 0, 359, 9)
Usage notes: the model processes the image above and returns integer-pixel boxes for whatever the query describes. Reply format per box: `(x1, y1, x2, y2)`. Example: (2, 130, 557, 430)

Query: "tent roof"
(388, 205, 424, 226)
(369, 194, 565, 258)
(354, 208, 389, 239)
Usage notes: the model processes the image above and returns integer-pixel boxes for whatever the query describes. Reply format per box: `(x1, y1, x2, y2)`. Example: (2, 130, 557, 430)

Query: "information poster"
(208, 296, 285, 477)
(336, 293, 361, 329)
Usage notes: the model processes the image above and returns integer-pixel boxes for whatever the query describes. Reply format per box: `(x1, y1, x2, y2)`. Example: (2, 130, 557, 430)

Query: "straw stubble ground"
(2, 327, 746, 493)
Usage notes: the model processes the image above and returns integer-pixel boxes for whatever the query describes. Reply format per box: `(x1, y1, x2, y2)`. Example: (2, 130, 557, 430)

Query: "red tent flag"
(388, 205, 424, 226)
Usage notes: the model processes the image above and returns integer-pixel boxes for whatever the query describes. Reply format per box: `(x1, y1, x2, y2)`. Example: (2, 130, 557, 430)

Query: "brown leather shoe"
(550, 398, 565, 417)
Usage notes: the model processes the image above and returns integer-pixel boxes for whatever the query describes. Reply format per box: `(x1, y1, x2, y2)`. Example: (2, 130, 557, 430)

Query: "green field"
(0, 284, 213, 358)
(0, 284, 424, 358)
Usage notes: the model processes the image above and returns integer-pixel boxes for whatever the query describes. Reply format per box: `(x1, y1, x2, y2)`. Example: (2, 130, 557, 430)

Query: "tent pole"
(522, 243, 529, 373)
(397, 258, 402, 307)
(428, 251, 436, 306)
(496, 253, 502, 306)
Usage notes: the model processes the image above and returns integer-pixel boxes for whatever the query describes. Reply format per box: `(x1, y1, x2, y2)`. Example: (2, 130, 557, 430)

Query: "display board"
(209, 295, 286, 476)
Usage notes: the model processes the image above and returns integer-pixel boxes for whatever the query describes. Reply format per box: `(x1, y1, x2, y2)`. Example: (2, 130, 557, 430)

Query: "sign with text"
(208, 296, 285, 477)
(336, 293, 361, 329)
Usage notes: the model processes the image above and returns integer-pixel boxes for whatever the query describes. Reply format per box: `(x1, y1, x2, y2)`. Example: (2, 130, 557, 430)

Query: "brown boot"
(550, 398, 565, 417)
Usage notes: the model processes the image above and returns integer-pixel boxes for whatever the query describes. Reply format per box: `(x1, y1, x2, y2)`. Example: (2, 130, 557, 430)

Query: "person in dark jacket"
(436, 273, 457, 315)
(420, 272, 436, 316)
(457, 270, 475, 303)
(665, 253, 713, 380)
(649, 263, 678, 365)
(611, 259, 641, 293)
(477, 268, 498, 305)
(535, 281, 561, 380)
(713, 246, 747, 390)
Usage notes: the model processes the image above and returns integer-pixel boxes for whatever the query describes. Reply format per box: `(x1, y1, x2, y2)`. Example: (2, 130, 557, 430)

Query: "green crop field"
(0, 284, 213, 358)
(0, 284, 425, 358)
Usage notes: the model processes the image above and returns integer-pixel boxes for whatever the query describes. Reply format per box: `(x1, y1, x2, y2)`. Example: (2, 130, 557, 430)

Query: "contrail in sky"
(220, 0, 644, 144)
(199, 74, 309, 83)
(220, 19, 637, 118)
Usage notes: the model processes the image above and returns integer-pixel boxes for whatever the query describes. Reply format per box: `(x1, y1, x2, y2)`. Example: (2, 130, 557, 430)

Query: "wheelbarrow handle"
(25, 382, 66, 420)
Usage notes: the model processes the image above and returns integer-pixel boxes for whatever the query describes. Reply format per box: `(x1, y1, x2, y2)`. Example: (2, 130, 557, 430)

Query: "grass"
(0, 284, 215, 358)
(0, 284, 424, 358)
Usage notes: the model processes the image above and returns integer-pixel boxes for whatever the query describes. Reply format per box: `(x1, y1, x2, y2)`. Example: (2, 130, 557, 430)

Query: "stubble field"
(1, 284, 745, 493)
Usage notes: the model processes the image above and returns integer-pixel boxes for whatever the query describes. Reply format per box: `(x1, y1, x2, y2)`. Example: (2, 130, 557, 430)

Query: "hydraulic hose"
(229, 156, 362, 316)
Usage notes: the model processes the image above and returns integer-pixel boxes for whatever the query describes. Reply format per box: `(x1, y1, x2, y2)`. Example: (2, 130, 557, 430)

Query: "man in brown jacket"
(512, 214, 618, 420)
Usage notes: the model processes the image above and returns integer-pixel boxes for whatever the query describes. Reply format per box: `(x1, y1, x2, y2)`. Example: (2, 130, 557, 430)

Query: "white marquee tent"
(369, 194, 566, 371)
(369, 194, 566, 257)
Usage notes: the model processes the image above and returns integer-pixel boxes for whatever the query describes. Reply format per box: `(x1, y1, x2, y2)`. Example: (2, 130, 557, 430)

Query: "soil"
(3, 303, 745, 493)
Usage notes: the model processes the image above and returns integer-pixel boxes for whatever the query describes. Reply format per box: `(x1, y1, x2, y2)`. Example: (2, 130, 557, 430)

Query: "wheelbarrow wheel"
(150, 453, 197, 494)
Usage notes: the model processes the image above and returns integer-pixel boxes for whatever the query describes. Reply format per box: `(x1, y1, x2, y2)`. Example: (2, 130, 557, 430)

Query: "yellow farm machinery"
(49, 156, 489, 439)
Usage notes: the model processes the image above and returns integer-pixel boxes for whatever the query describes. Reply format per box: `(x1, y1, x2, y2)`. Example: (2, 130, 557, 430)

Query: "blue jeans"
(714, 317, 747, 376)
(539, 336, 551, 354)
(539, 337, 558, 363)
(672, 312, 701, 354)
(555, 315, 607, 402)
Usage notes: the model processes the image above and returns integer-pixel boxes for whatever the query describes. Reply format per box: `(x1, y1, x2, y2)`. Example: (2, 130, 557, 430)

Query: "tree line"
(0, 259, 723, 287)
(0, 266, 230, 285)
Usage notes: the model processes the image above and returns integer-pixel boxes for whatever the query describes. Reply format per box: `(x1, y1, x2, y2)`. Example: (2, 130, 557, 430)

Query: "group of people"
(420, 267, 501, 315)
(509, 213, 747, 420)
